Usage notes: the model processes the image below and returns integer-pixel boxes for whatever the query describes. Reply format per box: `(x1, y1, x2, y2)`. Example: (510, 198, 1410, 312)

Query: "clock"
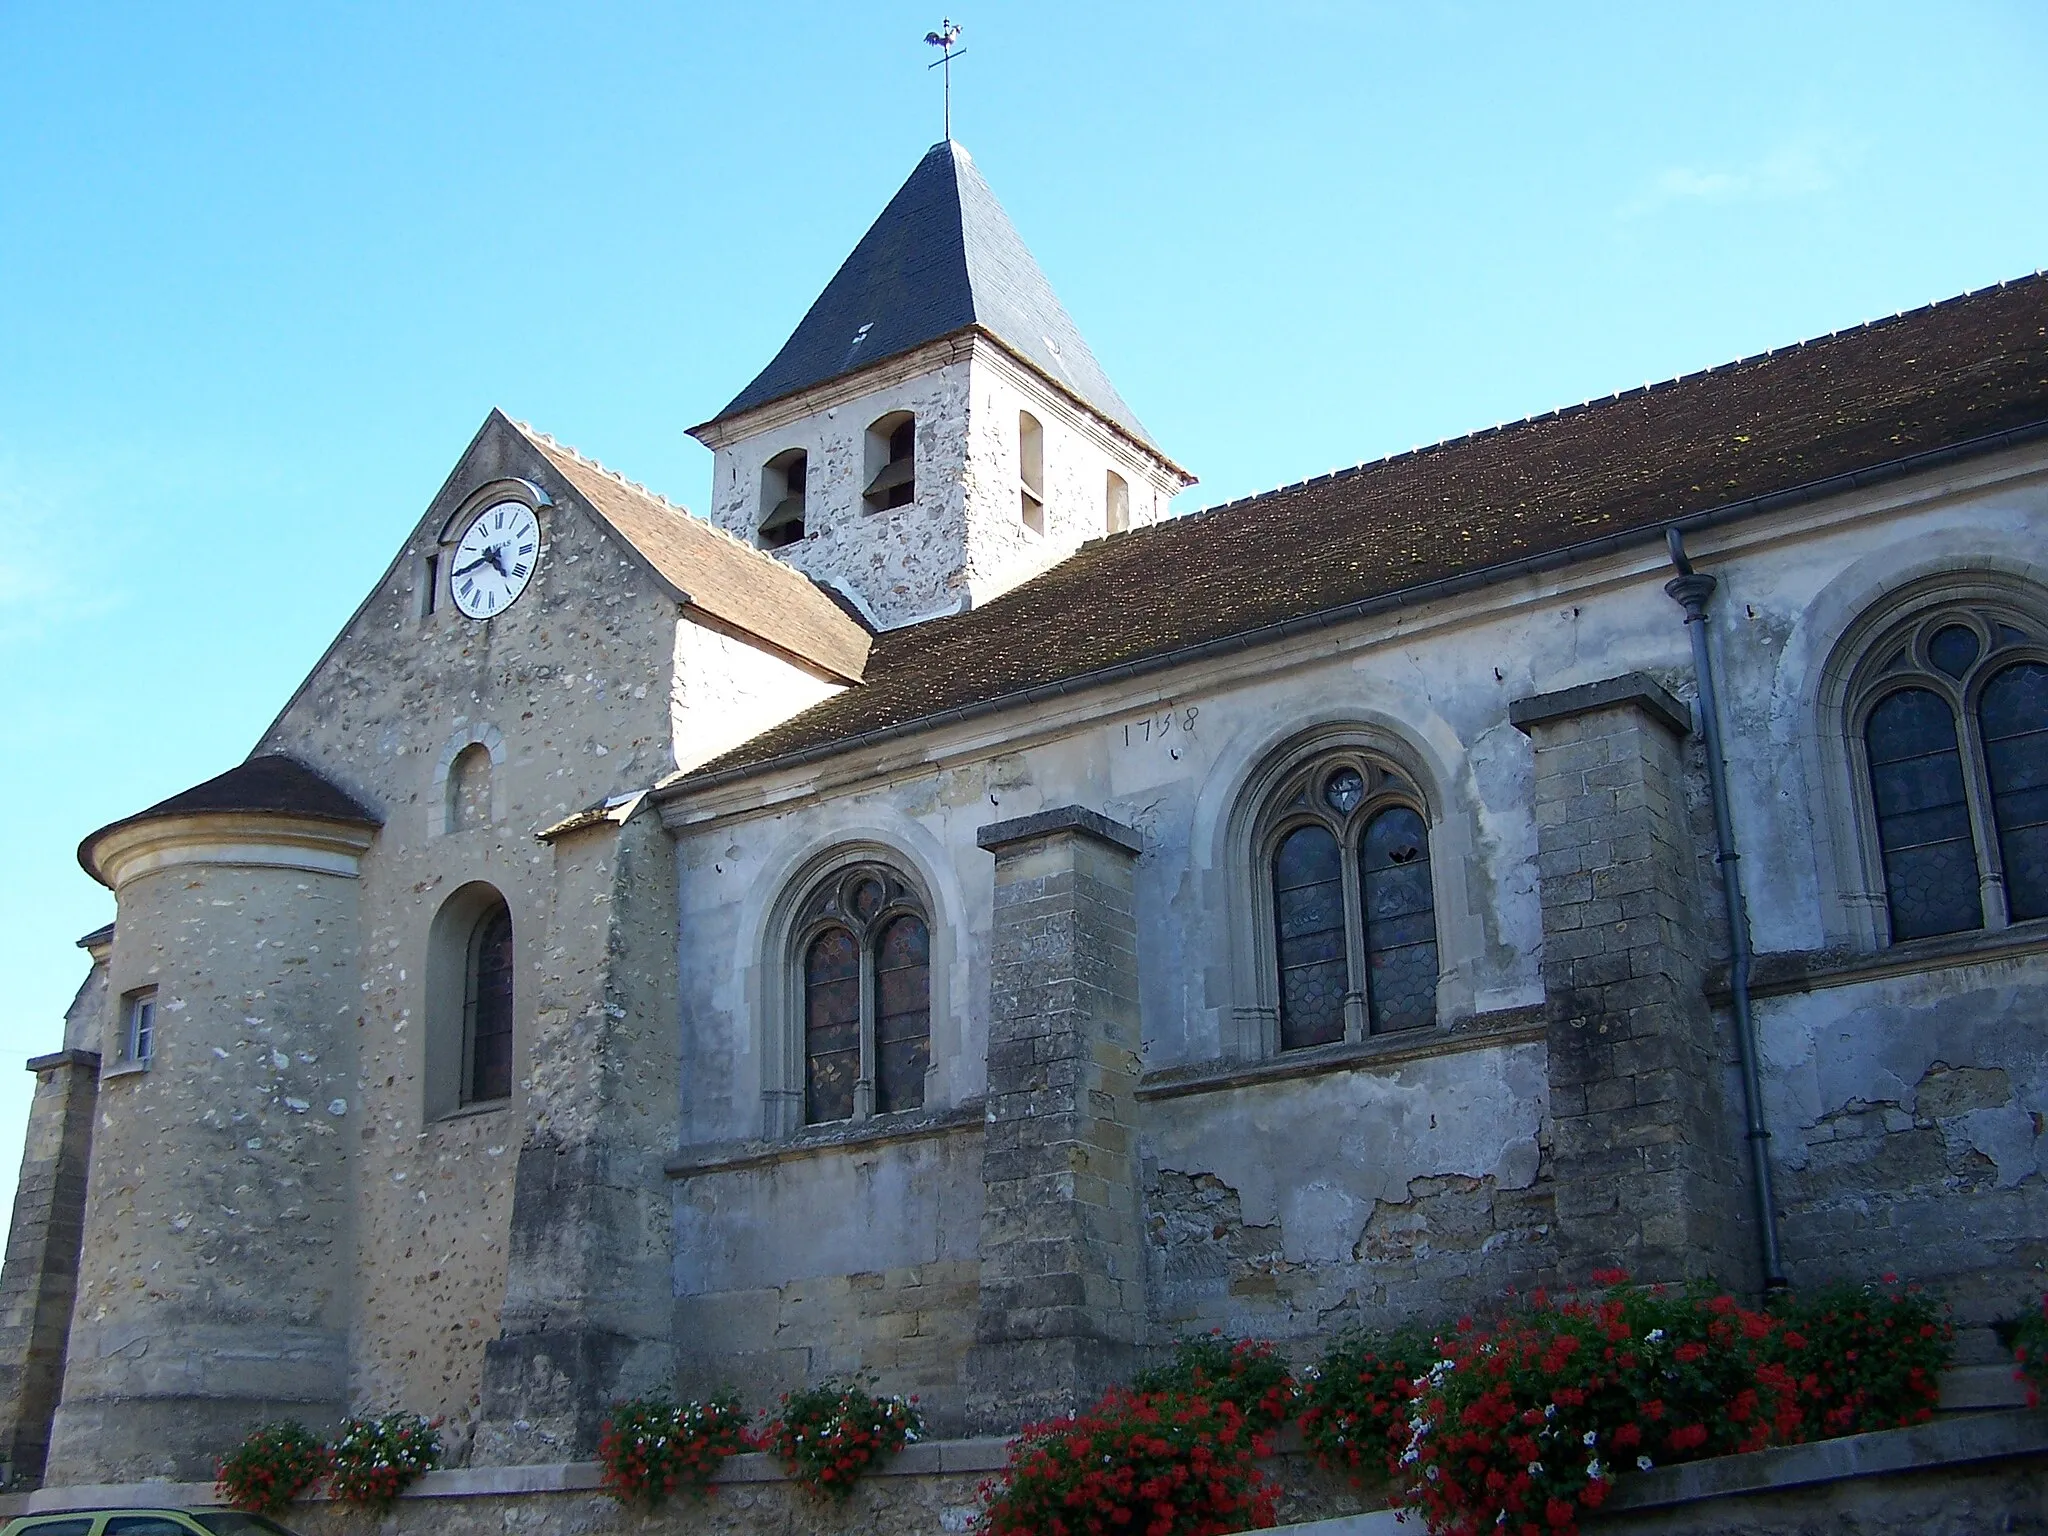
(449, 500, 541, 619)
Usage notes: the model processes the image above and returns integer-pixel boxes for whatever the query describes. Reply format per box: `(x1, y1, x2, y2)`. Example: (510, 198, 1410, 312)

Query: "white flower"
(1425, 1465, 1440, 1481)
(1527, 1461, 1543, 1475)
(1646, 1329, 1665, 1344)
(1637, 1455, 1655, 1471)
(1399, 1447, 1420, 1466)
(1543, 1403, 1557, 1419)
(1582, 1429, 1598, 1447)
(1587, 1459, 1604, 1480)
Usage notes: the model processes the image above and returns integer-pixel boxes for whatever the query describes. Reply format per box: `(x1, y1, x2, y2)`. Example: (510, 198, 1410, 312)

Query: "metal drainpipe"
(1664, 528, 1789, 1292)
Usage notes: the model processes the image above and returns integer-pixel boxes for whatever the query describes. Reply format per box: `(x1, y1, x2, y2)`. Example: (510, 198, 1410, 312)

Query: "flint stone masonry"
(1514, 674, 1747, 1288)
(0, 1050, 98, 1486)
(475, 804, 681, 1464)
(968, 807, 1147, 1431)
(703, 340, 1181, 629)
(46, 848, 364, 1485)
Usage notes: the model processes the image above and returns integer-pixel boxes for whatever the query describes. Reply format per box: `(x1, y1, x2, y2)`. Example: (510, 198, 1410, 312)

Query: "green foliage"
(1297, 1325, 1436, 1484)
(214, 1420, 331, 1516)
(597, 1393, 756, 1507)
(762, 1378, 922, 1501)
(1764, 1278, 1953, 1435)
(1131, 1332, 1298, 1437)
(977, 1388, 1278, 1536)
(326, 1411, 442, 1512)
(2001, 1292, 2048, 1406)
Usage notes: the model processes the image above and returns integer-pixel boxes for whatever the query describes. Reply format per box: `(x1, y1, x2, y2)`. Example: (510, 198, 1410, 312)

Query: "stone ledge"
(665, 1100, 984, 1178)
(976, 804, 1142, 857)
(1607, 1406, 2048, 1512)
(24, 1050, 100, 1075)
(10, 1438, 1016, 1513)
(1509, 672, 1692, 739)
(1714, 917, 2048, 1003)
(1136, 1009, 1546, 1102)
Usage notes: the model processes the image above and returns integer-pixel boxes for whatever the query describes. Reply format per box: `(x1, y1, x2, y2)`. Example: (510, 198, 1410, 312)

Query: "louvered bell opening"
(864, 456, 916, 510)
(760, 496, 807, 549)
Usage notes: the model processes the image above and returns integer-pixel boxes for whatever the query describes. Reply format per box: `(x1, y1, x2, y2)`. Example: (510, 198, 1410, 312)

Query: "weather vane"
(925, 19, 965, 141)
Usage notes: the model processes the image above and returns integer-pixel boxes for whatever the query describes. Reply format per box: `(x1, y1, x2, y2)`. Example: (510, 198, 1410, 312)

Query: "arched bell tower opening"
(692, 139, 1192, 630)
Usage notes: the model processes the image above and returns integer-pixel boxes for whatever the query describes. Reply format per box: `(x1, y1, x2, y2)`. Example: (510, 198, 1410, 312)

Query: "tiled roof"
(680, 273, 2048, 786)
(514, 421, 872, 684)
(79, 754, 380, 881)
(705, 141, 1159, 453)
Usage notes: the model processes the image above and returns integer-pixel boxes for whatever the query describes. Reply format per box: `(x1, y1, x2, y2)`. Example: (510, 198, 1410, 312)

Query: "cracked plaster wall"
(1141, 1044, 1552, 1339)
(1758, 960, 2048, 1342)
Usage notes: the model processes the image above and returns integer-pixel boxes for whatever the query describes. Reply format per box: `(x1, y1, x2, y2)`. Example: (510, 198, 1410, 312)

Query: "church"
(3, 136, 2046, 1489)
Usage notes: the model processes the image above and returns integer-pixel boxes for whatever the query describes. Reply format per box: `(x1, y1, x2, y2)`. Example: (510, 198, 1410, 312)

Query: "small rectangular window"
(123, 987, 157, 1063)
(423, 551, 440, 616)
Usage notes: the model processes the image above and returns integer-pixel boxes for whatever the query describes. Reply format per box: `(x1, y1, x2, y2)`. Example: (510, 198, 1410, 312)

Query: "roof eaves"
(660, 414, 2048, 799)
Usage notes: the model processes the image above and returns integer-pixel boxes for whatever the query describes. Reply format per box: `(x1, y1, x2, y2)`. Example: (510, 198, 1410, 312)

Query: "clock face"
(449, 500, 541, 619)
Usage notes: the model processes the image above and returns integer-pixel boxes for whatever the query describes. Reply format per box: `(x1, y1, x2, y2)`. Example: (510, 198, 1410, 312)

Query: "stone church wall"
(1139, 1038, 1552, 1342)
(671, 1126, 983, 1433)
(664, 446, 2048, 1427)
(48, 858, 362, 1483)
(250, 424, 688, 1437)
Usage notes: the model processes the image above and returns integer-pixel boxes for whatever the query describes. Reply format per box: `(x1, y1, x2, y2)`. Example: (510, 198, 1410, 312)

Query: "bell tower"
(691, 141, 1192, 630)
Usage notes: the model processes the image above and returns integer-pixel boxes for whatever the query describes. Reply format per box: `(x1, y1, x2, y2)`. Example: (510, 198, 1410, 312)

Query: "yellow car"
(1, 1514, 298, 1536)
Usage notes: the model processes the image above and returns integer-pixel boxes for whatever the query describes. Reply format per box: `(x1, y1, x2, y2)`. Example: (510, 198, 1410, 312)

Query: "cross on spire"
(924, 19, 965, 141)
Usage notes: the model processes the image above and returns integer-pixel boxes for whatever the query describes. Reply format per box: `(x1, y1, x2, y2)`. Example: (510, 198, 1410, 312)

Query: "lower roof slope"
(513, 420, 872, 684)
(79, 755, 380, 884)
(682, 273, 2048, 785)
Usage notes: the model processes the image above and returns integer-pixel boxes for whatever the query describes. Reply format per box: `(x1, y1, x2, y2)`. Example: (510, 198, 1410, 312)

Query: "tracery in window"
(1262, 753, 1438, 1048)
(795, 864, 929, 1124)
(1851, 602, 2048, 942)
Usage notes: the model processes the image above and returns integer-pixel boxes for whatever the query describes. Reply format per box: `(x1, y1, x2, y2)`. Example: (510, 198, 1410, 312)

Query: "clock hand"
(486, 546, 511, 577)
(452, 555, 495, 578)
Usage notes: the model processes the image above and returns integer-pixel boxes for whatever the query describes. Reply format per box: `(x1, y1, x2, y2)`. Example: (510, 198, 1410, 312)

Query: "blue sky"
(2, 0, 2046, 1212)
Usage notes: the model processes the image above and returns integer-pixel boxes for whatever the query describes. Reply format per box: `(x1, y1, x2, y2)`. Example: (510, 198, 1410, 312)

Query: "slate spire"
(714, 141, 1157, 450)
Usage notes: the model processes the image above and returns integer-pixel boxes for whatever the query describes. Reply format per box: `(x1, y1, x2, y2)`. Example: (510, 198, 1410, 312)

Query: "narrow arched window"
(864, 413, 916, 511)
(1865, 688, 1979, 940)
(447, 742, 492, 833)
(1850, 603, 2048, 942)
(1981, 661, 2048, 922)
(465, 903, 515, 1104)
(795, 864, 930, 1124)
(759, 448, 809, 548)
(1105, 469, 1131, 535)
(1018, 411, 1045, 534)
(1263, 753, 1438, 1049)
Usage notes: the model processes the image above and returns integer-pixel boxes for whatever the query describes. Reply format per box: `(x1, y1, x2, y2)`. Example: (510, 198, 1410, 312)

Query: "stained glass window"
(1981, 661, 2048, 922)
(1360, 807, 1438, 1033)
(795, 864, 932, 1127)
(1865, 688, 1981, 940)
(875, 915, 931, 1114)
(804, 927, 861, 1124)
(467, 906, 515, 1103)
(1274, 825, 1346, 1048)
(1267, 753, 1439, 1050)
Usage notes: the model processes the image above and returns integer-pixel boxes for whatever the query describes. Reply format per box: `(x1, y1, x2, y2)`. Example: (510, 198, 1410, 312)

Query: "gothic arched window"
(1261, 752, 1438, 1048)
(1853, 603, 2048, 941)
(795, 864, 930, 1123)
